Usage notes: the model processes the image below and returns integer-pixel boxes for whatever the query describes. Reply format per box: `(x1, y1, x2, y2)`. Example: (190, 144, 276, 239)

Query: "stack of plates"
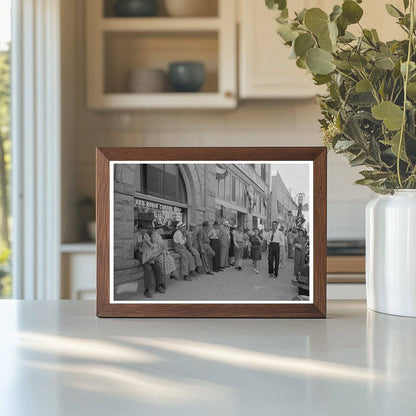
(127, 68, 167, 93)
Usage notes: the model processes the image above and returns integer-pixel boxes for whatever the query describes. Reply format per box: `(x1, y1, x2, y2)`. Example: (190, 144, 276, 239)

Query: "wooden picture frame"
(96, 147, 327, 318)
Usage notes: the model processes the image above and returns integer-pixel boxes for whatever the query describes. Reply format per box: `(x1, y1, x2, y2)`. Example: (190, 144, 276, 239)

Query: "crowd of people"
(134, 219, 309, 299)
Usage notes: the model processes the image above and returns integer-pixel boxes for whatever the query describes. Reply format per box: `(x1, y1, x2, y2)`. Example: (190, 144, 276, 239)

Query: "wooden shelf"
(101, 17, 221, 32)
(327, 256, 365, 274)
(89, 92, 235, 110)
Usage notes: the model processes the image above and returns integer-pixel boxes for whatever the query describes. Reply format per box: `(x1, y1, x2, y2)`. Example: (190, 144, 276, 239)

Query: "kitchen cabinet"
(239, 0, 322, 99)
(238, 0, 404, 99)
(86, 0, 237, 109)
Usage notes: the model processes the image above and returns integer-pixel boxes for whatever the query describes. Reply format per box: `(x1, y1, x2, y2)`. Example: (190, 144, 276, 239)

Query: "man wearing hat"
(218, 220, 231, 270)
(173, 221, 195, 281)
(198, 221, 215, 275)
(209, 221, 221, 272)
(185, 225, 203, 273)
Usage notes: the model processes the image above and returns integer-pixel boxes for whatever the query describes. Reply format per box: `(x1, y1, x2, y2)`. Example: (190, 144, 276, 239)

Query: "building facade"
(215, 163, 270, 229)
(270, 172, 298, 229)
(113, 163, 271, 292)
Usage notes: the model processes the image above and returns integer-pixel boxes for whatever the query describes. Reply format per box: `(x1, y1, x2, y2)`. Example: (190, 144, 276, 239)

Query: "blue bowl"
(169, 62, 205, 93)
(114, 0, 158, 17)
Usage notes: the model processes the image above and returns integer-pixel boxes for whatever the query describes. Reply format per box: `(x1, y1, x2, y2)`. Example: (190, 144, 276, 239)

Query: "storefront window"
(142, 164, 187, 204)
(135, 198, 186, 238)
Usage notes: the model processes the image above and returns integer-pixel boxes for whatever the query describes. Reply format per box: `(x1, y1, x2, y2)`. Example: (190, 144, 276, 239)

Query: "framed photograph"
(96, 147, 327, 318)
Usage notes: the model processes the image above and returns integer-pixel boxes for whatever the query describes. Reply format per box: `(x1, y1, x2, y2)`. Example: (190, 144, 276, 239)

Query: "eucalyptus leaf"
(296, 57, 307, 69)
(382, 132, 409, 162)
(385, 4, 404, 18)
(407, 82, 416, 99)
(330, 5, 343, 22)
(356, 79, 373, 93)
(306, 48, 335, 75)
(372, 101, 403, 130)
(342, 0, 364, 24)
(350, 152, 368, 167)
(277, 23, 299, 42)
(294, 33, 315, 57)
(375, 56, 396, 70)
(318, 31, 334, 52)
(304, 8, 329, 35)
(266, 0, 287, 11)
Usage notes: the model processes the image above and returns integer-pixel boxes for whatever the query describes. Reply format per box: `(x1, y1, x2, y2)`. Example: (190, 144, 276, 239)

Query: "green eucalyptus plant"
(266, 0, 416, 193)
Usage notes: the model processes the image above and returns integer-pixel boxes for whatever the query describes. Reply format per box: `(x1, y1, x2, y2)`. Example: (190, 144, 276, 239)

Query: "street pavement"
(132, 255, 301, 301)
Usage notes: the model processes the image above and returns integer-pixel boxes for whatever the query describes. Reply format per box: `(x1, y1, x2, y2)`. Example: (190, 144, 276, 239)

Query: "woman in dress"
(249, 228, 263, 274)
(233, 225, 244, 271)
(294, 229, 307, 277)
(228, 226, 235, 266)
(151, 225, 176, 290)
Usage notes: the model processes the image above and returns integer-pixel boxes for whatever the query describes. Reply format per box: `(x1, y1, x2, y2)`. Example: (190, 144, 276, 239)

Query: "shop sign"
(135, 198, 184, 226)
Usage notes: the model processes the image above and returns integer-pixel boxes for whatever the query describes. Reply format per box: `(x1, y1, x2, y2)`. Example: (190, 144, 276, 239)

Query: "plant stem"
(397, 0, 415, 188)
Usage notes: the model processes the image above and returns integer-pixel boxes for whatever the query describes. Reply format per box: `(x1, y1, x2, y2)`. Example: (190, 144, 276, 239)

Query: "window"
(224, 173, 230, 201)
(0, 0, 11, 298)
(261, 164, 266, 181)
(142, 164, 187, 204)
(231, 175, 236, 202)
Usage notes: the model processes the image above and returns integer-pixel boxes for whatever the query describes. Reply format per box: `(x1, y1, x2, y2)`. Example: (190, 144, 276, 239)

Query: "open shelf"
(101, 17, 221, 32)
(104, 31, 219, 94)
(103, 0, 219, 18)
(86, 0, 236, 109)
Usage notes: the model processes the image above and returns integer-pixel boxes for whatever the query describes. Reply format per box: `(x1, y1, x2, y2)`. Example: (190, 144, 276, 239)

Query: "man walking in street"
(173, 222, 195, 281)
(218, 220, 230, 270)
(267, 220, 285, 278)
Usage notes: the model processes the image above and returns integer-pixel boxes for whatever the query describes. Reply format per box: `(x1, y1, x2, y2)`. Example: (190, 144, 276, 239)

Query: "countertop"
(0, 300, 414, 415)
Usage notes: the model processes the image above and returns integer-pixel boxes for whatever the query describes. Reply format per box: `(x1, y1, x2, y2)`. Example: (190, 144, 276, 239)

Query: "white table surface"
(0, 300, 414, 416)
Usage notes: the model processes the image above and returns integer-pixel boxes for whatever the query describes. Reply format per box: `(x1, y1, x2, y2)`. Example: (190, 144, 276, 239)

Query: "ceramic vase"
(366, 190, 416, 317)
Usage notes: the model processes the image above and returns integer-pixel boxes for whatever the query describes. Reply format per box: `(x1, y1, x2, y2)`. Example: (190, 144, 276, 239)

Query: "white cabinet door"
(239, 0, 321, 99)
(238, 0, 403, 99)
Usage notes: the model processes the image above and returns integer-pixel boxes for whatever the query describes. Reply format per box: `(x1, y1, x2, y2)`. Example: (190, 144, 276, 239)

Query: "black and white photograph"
(110, 162, 313, 303)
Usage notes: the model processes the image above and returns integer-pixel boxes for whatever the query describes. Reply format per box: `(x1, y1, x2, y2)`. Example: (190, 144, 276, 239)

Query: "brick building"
(113, 163, 271, 295)
(270, 172, 298, 229)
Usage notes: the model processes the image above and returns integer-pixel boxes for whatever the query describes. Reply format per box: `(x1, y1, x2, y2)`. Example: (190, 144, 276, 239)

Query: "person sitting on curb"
(173, 222, 195, 281)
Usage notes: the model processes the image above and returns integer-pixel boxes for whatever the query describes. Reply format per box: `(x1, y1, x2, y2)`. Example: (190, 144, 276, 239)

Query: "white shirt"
(268, 230, 285, 246)
(173, 229, 186, 245)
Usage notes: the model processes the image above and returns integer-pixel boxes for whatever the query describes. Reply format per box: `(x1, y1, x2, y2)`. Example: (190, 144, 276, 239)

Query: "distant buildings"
(215, 163, 271, 230)
(270, 172, 298, 229)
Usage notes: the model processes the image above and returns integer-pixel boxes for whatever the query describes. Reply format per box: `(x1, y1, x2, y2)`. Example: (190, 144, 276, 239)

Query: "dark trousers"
(268, 243, 280, 276)
(210, 239, 221, 272)
(143, 262, 163, 291)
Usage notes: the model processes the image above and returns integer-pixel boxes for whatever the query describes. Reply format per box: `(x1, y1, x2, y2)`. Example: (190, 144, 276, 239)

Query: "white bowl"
(164, 0, 217, 17)
(127, 68, 167, 93)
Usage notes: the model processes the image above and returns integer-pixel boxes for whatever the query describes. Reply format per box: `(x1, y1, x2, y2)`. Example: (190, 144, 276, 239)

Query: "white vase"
(366, 190, 416, 317)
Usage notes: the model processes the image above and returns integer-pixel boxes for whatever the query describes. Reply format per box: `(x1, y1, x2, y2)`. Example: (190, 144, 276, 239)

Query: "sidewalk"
(131, 255, 300, 301)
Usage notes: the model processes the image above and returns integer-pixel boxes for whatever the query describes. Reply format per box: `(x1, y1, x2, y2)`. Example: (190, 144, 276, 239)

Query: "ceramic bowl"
(114, 0, 158, 17)
(168, 62, 205, 93)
